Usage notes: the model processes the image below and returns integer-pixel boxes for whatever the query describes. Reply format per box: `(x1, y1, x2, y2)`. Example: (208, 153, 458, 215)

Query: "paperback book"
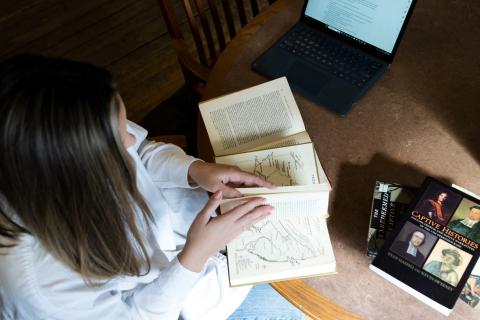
(199, 77, 335, 286)
(370, 177, 480, 315)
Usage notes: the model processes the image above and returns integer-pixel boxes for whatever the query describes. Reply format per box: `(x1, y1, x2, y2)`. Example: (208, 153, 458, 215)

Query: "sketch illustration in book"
(238, 214, 327, 268)
(222, 193, 335, 286)
(216, 143, 319, 188)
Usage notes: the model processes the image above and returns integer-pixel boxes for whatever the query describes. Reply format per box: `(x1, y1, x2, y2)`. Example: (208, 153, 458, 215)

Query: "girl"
(0, 54, 304, 319)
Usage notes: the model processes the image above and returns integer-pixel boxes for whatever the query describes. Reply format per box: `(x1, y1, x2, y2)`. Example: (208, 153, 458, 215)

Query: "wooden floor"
(0, 0, 272, 123)
(0, 0, 189, 122)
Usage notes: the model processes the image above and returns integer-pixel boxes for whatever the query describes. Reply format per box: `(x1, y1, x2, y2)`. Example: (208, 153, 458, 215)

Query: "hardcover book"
(370, 177, 480, 315)
(199, 77, 335, 286)
(367, 181, 417, 258)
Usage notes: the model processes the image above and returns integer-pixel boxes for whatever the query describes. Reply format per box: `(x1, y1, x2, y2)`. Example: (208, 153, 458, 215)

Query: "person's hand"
(188, 161, 275, 198)
(177, 191, 274, 272)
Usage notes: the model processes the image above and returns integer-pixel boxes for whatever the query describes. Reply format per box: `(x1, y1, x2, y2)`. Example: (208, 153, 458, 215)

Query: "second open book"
(199, 77, 336, 286)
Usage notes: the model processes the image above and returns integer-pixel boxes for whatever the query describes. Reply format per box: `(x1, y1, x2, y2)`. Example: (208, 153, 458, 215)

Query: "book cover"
(370, 177, 480, 315)
(367, 181, 417, 258)
(452, 184, 480, 311)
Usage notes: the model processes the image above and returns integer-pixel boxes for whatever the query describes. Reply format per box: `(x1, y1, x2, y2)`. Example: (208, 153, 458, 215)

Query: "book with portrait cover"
(370, 177, 480, 316)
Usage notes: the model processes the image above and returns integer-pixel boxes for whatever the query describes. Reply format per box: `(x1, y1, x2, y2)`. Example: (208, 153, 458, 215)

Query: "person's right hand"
(177, 191, 274, 272)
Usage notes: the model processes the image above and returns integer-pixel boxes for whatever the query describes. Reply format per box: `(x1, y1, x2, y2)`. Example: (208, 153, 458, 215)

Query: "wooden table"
(198, 0, 480, 319)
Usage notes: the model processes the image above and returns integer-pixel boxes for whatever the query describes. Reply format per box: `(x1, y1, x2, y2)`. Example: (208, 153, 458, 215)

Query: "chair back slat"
(207, 0, 227, 50)
(158, 0, 278, 92)
(221, 0, 236, 40)
(158, 0, 184, 39)
(182, 0, 209, 66)
(235, 0, 248, 27)
(193, 0, 217, 63)
(250, 0, 259, 16)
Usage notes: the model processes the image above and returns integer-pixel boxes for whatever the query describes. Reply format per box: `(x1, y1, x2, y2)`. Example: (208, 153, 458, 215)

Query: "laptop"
(252, 0, 417, 116)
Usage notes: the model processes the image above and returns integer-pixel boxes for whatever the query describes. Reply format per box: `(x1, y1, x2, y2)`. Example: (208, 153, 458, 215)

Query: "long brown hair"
(0, 54, 153, 279)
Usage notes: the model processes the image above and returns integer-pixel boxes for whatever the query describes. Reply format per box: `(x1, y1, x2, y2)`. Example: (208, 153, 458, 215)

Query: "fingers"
(236, 204, 274, 230)
(198, 190, 223, 224)
(225, 197, 271, 222)
(229, 170, 276, 189)
(220, 185, 243, 198)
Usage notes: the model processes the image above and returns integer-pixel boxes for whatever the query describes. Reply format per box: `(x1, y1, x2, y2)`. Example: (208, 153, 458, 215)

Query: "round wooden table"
(198, 0, 480, 319)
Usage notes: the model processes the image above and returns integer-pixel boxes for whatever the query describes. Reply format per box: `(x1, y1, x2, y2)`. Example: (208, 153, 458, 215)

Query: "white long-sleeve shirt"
(0, 121, 250, 320)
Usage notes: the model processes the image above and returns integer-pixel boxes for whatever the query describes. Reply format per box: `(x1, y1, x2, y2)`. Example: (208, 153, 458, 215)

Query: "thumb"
(199, 190, 223, 223)
(220, 185, 243, 198)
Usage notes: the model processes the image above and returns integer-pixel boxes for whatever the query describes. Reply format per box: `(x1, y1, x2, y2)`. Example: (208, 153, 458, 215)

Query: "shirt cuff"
(175, 155, 203, 189)
(131, 257, 201, 316)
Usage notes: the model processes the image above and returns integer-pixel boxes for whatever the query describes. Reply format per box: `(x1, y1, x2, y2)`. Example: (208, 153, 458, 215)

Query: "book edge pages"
(369, 264, 452, 316)
(229, 264, 337, 287)
(314, 149, 331, 191)
(220, 192, 330, 207)
(235, 185, 331, 195)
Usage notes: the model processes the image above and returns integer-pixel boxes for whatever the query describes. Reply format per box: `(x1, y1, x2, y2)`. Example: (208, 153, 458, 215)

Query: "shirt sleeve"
(1, 236, 201, 320)
(64, 258, 201, 320)
(138, 139, 201, 189)
(128, 257, 201, 319)
(126, 120, 201, 189)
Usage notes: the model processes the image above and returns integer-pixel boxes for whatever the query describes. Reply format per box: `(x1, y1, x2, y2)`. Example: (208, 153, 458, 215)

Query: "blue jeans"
(228, 284, 305, 320)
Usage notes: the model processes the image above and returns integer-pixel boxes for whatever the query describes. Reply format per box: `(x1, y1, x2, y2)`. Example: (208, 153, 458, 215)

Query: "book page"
(241, 132, 331, 191)
(216, 143, 319, 187)
(221, 193, 335, 286)
(245, 131, 311, 152)
(199, 77, 305, 156)
(233, 185, 331, 196)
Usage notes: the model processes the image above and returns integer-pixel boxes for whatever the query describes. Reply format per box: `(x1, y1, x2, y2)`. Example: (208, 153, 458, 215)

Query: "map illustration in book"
(370, 177, 480, 316)
(221, 193, 334, 286)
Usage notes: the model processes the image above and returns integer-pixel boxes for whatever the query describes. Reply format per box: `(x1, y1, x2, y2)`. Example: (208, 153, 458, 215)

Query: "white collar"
(460, 218, 479, 228)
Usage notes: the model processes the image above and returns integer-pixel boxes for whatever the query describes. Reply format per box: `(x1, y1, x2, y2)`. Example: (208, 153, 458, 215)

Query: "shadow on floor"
(139, 85, 201, 156)
(328, 153, 455, 254)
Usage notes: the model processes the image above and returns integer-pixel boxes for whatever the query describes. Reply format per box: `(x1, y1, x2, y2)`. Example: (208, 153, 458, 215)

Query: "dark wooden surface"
(0, 0, 188, 122)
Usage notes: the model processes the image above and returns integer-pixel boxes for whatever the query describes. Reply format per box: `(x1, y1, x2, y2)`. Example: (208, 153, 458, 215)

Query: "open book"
(199, 77, 335, 286)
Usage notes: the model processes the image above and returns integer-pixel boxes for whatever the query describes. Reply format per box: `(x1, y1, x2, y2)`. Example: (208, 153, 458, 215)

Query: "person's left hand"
(188, 160, 275, 198)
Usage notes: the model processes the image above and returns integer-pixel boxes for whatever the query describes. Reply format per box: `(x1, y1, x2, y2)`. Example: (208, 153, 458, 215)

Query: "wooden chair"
(158, 0, 276, 93)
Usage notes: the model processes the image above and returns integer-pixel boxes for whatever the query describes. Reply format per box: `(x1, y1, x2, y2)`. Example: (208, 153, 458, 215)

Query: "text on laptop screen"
(305, 0, 414, 55)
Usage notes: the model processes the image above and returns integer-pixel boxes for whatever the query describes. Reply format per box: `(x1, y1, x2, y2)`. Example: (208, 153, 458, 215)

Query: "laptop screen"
(304, 0, 415, 56)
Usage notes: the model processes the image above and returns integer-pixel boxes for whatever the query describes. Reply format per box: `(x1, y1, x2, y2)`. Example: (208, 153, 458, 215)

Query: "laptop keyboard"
(279, 26, 383, 87)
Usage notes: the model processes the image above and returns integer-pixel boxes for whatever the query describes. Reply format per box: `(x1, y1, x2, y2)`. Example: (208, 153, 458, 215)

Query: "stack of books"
(199, 77, 336, 286)
(367, 179, 480, 315)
